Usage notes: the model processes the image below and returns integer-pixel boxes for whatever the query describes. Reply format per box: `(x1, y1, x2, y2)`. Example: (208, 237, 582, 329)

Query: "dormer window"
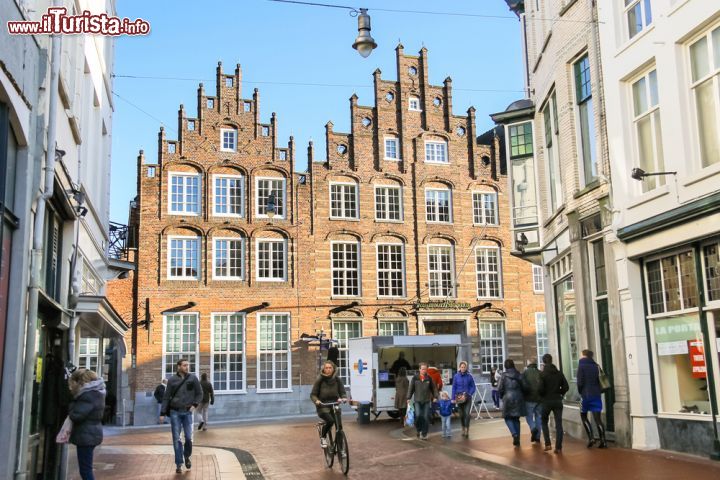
(409, 96, 421, 111)
(221, 128, 237, 152)
(225, 77, 234, 87)
(244, 101, 252, 112)
(207, 98, 215, 109)
(187, 120, 195, 131)
(262, 126, 270, 137)
(167, 143, 176, 154)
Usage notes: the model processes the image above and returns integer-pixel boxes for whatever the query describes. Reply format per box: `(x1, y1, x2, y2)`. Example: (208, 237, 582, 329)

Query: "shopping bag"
(56, 417, 72, 444)
(404, 404, 415, 427)
(598, 366, 611, 392)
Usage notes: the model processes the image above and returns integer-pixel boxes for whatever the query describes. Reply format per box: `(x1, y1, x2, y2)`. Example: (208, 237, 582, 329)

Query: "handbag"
(404, 403, 415, 427)
(455, 393, 468, 404)
(55, 416, 72, 444)
(598, 365, 611, 392)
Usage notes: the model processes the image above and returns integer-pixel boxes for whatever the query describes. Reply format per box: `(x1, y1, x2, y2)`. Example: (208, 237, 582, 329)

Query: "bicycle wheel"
(335, 430, 350, 475)
(323, 429, 334, 468)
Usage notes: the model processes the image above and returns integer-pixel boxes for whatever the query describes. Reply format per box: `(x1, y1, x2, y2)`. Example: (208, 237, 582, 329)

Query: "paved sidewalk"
(67, 444, 245, 479)
(417, 417, 720, 480)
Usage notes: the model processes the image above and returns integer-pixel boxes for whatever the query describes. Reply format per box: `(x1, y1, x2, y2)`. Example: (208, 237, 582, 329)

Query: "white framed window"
(624, 0, 652, 40)
(425, 141, 448, 164)
(543, 92, 563, 213)
(476, 247, 502, 299)
(533, 265, 544, 293)
(257, 313, 291, 391)
(472, 192, 498, 225)
(509, 121, 538, 227)
(330, 182, 359, 219)
(167, 236, 200, 280)
(220, 128, 237, 152)
(255, 177, 286, 219)
(377, 243, 405, 297)
(375, 185, 403, 221)
(428, 245, 455, 298)
(212, 313, 246, 392)
(535, 312, 549, 358)
(213, 238, 244, 280)
(384, 137, 400, 160)
(379, 321, 407, 336)
(425, 188, 452, 223)
(163, 313, 199, 378)
(333, 321, 362, 385)
(688, 25, 720, 168)
(256, 238, 287, 282)
(574, 54, 598, 186)
(479, 321, 505, 374)
(631, 69, 665, 193)
(78, 337, 99, 372)
(409, 96, 421, 111)
(169, 173, 200, 215)
(331, 242, 361, 297)
(213, 174, 244, 217)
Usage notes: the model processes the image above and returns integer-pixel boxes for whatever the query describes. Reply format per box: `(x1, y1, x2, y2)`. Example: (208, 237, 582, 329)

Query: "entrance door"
(423, 321, 465, 335)
(597, 298, 615, 431)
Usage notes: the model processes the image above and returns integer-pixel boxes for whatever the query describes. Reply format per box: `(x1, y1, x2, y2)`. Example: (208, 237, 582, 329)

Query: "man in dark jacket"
(153, 379, 167, 424)
(577, 349, 607, 448)
(406, 362, 438, 440)
(522, 359, 543, 443)
(539, 354, 569, 453)
(160, 359, 203, 473)
(197, 373, 215, 431)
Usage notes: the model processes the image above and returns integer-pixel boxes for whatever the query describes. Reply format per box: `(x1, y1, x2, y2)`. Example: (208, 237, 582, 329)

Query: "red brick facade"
(118, 47, 546, 419)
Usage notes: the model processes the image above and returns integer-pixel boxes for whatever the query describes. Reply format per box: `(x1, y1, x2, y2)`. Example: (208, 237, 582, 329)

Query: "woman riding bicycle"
(311, 361, 348, 448)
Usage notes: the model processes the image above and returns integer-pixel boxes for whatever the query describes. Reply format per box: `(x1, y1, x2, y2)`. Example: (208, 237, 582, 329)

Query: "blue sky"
(110, 0, 524, 223)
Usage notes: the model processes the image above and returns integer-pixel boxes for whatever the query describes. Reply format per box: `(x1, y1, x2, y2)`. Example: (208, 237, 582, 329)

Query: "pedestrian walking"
(451, 360, 477, 438)
(153, 378, 167, 424)
(438, 391, 454, 438)
(197, 373, 215, 431)
(394, 367, 409, 423)
(577, 349, 608, 448)
(539, 354, 569, 454)
(491, 366, 501, 409)
(160, 358, 203, 474)
(311, 361, 348, 448)
(68, 369, 106, 480)
(521, 359, 543, 443)
(406, 362, 438, 440)
(498, 359, 527, 447)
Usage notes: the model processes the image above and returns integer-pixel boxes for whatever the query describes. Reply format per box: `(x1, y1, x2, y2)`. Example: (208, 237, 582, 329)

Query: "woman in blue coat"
(68, 368, 106, 480)
(576, 349, 607, 448)
(451, 360, 476, 438)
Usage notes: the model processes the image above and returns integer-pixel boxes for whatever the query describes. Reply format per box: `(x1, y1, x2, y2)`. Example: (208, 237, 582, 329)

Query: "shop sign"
(653, 316, 702, 343)
(657, 340, 688, 356)
(688, 340, 706, 379)
(415, 301, 470, 310)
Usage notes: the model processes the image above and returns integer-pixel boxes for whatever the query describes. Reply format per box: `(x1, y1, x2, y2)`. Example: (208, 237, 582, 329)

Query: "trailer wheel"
(386, 410, 401, 419)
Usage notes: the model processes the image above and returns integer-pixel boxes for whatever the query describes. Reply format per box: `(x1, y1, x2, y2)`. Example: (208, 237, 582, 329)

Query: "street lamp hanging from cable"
(352, 8, 377, 58)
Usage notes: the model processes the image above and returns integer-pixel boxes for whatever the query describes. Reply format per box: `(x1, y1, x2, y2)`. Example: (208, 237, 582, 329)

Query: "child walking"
(438, 391, 454, 438)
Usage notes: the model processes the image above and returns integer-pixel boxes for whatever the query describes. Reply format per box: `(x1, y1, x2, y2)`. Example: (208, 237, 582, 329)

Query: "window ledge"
(542, 204, 566, 228)
(473, 223, 500, 228)
(681, 162, 720, 188)
(255, 389, 293, 394)
(424, 162, 450, 166)
(384, 157, 401, 162)
(558, 0, 579, 17)
(614, 24, 655, 59)
(573, 180, 602, 199)
(216, 390, 247, 395)
(375, 219, 404, 224)
(626, 184, 670, 211)
(657, 412, 713, 421)
(329, 217, 361, 222)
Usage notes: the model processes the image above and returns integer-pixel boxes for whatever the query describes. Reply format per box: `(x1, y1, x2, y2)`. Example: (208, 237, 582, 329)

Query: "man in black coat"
(539, 354, 569, 453)
(153, 379, 167, 424)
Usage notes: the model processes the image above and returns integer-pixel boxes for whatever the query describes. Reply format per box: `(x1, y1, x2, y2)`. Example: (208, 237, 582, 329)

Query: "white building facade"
(599, 0, 720, 458)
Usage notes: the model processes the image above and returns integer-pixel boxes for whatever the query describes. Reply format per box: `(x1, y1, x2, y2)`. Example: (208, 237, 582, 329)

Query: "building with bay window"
(124, 47, 546, 423)
(599, 0, 720, 457)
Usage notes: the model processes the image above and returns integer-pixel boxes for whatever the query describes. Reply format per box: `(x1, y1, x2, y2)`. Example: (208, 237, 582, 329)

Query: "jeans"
(318, 408, 341, 437)
(76, 445, 96, 480)
(504, 416, 521, 437)
(525, 401, 542, 434)
(441, 415, 452, 437)
(457, 399, 472, 429)
(414, 401, 431, 436)
(541, 404, 564, 449)
(197, 402, 210, 425)
(170, 410, 194, 466)
(492, 389, 500, 408)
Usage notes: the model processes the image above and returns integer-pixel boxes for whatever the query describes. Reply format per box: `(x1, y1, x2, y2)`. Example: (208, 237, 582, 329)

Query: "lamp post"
(352, 8, 377, 58)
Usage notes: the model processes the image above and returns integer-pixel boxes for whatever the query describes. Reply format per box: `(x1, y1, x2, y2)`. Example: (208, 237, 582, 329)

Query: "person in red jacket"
(427, 366, 443, 391)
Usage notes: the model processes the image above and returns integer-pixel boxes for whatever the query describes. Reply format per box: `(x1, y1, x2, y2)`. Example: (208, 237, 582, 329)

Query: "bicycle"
(316, 401, 350, 475)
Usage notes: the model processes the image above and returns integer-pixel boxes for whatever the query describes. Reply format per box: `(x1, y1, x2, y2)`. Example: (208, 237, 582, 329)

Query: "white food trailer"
(348, 335, 470, 418)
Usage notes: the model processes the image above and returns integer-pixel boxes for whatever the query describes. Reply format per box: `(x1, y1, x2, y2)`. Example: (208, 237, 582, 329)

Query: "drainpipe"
(14, 13, 62, 479)
(67, 145, 83, 367)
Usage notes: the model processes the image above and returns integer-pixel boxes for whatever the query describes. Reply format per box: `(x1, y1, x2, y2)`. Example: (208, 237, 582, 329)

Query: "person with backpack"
(521, 359, 543, 443)
(498, 359, 527, 447)
(153, 378, 167, 424)
(160, 359, 203, 474)
(539, 353, 569, 453)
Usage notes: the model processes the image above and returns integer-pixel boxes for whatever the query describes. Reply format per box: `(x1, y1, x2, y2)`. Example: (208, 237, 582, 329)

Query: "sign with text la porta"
(353, 358, 368, 375)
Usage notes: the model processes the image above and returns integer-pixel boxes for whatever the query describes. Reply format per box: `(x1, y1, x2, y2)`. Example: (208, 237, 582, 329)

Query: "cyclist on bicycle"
(311, 361, 348, 448)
